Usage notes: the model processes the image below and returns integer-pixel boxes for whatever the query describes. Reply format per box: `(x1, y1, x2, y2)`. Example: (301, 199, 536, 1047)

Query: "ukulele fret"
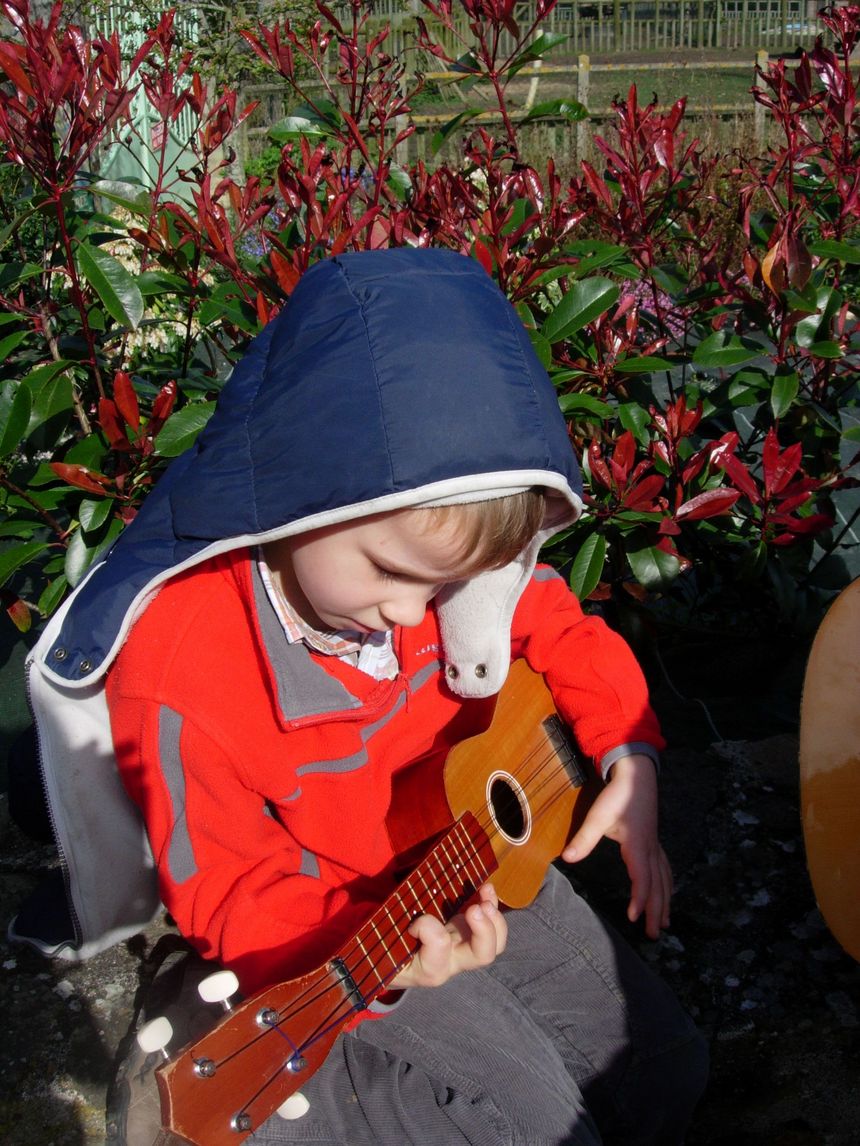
(452, 817, 491, 891)
(346, 811, 498, 1002)
(381, 902, 413, 962)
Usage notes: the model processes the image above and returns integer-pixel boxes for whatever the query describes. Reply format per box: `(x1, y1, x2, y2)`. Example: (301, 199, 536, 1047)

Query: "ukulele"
(147, 660, 595, 1145)
(799, 577, 860, 962)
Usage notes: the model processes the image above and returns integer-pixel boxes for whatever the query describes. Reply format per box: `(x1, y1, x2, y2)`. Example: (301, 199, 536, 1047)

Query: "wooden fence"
(361, 0, 820, 55)
(239, 51, 776, 172)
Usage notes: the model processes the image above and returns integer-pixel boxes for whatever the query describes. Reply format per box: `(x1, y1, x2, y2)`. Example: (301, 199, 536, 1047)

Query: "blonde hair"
(419, 489, 547, 574)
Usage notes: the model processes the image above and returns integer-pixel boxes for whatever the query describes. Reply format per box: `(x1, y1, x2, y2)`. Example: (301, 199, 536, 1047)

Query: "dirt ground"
(1, 649, 859, 1145)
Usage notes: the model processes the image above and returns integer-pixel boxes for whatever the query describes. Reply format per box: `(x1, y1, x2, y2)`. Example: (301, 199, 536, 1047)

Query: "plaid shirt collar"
(256, 550, 398, 678)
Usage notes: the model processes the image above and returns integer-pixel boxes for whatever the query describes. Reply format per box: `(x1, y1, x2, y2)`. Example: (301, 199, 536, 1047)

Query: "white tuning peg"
(136, 1015, 174, 1059)
(198, 969, 240, 1010)
(276, 1092, 310, 1120)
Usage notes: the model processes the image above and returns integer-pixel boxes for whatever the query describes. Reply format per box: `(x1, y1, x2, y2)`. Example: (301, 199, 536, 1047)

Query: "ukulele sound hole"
(487, 772, 531, 844)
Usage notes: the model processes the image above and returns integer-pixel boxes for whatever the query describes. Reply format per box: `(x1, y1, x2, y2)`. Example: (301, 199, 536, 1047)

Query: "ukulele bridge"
(542, 715, 586, 787)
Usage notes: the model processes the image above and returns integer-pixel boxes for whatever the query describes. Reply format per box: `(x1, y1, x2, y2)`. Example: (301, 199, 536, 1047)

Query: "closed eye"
(373, 563, 402, 583)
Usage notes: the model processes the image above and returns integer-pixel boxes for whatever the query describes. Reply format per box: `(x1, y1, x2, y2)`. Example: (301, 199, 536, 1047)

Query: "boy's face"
(265, 509, 477, 634)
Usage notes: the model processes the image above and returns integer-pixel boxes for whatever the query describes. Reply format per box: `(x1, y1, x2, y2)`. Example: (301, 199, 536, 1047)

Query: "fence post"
(576, 54, 590, 163)
(754, 49, 768, 149)
(525, 59, 542, 111)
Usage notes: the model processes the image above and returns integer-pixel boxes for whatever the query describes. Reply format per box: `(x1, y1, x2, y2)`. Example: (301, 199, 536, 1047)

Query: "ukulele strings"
(344, 736, 577, 996)
(215, 737, 579, 1112)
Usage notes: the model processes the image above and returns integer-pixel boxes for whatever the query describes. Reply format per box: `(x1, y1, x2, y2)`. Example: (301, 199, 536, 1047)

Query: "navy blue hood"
(39, 248, 582, 686)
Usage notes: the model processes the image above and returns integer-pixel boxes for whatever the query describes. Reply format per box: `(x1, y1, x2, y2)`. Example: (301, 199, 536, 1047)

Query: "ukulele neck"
(334, 810, 497, 1008)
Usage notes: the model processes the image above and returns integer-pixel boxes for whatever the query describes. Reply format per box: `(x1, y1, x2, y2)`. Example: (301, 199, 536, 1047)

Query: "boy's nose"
(382, 588, 432, 629)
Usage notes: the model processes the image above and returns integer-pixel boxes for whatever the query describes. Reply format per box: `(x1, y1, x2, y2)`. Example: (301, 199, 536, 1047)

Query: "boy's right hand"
(390, 882, 507, 989)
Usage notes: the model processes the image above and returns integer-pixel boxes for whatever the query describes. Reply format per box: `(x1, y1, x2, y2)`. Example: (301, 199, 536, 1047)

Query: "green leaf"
(618, 402, 652, 444)
(0, 540, 47, 587)
(197, 297, 253, 329)
(795, 285, 841, 348)
(0, 261, 43, 290)
(808, 239, 860, 264)
(558, 392, 613, 418)
(541, 278, 619, 342)
(0, 382, 32, 458)
(807, 340, 843, 359)
(528, 330, 552, 368)
(569, 533, 606, 601)
(64, 516, 122, 587)
(270, 115, 331, 141)
(269, 100, 342, 143)
(508, 30, 570, 75)
(21, 361, 74, 436)
(155, 401, 217, 457)
(38, 573, 68, 616)
(0, 328, 30, 360)
(386, 164, 412, 202)
(76, 241, 145, 330)
(137, 270, 193, 296)
(770, 371, 799, 419)
(651, 264, 688, 298)
(614, 356, 676, 374)
(89, 179, 152, 217)
(692, 331, 761, 368)
(730, 369, 772, 393)
(79, 497, 113, 535)
(520, 98, 587, 125)
(0, 204, 39, 252)
(515, 301, 537, 331)
(626, 543, 681, 590)
(501, 199, 534, 237)
(0, 520, 38, 538)
(565, 240, 628, 258)
(431, 109, 483, 154)
(558, 242, 635, 279)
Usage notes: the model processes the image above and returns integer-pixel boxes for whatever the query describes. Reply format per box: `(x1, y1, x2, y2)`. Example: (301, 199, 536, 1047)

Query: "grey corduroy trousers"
(249, 866, 709, 1146)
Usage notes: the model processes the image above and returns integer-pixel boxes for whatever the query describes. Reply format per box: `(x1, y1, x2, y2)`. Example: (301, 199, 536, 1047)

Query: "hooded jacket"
(25, 249, 662, 964)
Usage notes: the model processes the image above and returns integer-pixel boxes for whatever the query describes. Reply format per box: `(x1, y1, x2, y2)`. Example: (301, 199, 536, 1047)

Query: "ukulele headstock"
(150, 965, 346, 1145)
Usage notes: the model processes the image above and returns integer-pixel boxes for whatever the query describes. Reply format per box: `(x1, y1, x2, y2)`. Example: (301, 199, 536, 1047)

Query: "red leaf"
(112, 371, 140, 431)
(149, 380, 178, 436)
(580, 161, 615, 210)
(675, 488, 741, 522)
(612, 431, 636, 483)
(473, 237, 494, 276)
(50, 463, 113, 495)
(6, 594, 32, 633)
(762, 429, 802, 497)
(268, 248, 302, 295)
(587, 443, 612, 490)
(98, 399, 132, 451)
(623, 473, 665, 510)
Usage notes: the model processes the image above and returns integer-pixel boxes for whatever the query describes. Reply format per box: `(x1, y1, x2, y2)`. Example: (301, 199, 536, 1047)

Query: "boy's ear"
(436, 539, 542, 699)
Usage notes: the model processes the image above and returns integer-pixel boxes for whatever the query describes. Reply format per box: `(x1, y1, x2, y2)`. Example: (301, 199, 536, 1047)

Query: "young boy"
(24, 249, 706, 1143)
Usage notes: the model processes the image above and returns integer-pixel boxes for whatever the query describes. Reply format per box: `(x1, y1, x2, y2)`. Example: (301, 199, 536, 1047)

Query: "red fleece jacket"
(107, 550, 663, 994)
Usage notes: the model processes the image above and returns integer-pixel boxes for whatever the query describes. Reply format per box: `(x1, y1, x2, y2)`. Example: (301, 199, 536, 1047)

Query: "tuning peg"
(198, 969, 240, 1011)
(276, 1092, 310, 1120)
(136, 1016, 174, 1059)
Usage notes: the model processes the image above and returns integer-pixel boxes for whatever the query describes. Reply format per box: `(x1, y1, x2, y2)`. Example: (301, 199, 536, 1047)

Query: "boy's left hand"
(561, 754, 673, 939)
